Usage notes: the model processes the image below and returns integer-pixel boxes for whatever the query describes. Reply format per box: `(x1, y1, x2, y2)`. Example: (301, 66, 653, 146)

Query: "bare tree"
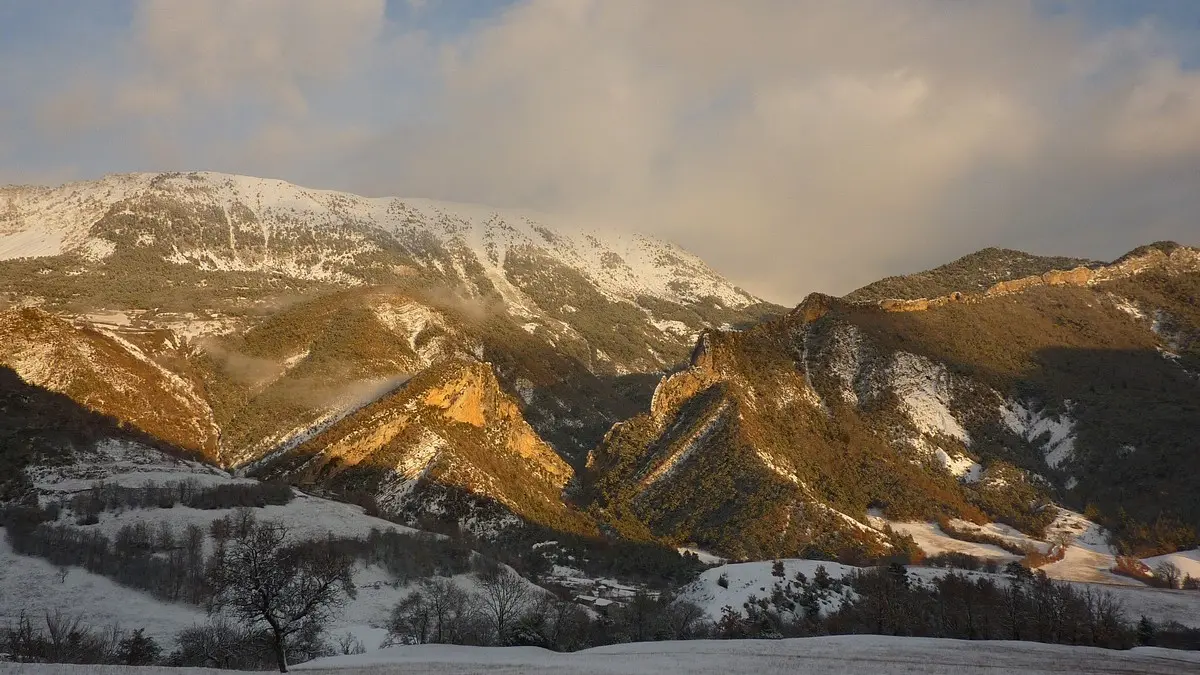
(1154, 561, 1182, 590)
(207, 522, 356, 672)
(1049, 531, 1075, 552)
(525, 596, 591, 651)
(335, 632, 366, 655)
(421, 577, 476, 644)
(387, 589, 433, 645)
(662, 597, 707, 639)
(171, 618, 262, 670)
(477, 568, 532, 645)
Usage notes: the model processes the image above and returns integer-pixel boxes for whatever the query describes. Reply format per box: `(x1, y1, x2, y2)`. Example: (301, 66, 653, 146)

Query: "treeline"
(719, 563, 1136, 649)
(344, 491, 709, 588)
(5, 508, 217, 605)
(386, 572, 706, 651)
(67, 479, 293, 521)
(2, 612, 162, 666)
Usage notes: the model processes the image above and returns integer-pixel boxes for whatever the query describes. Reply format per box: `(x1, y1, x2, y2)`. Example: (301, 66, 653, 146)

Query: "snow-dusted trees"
(207, 519, 356, 673)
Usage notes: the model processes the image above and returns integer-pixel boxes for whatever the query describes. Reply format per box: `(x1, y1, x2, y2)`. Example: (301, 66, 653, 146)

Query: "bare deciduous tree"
(478, 567, 532, 644)
(207, 521, 356, 672)
(387, 588, 433, 645)
(422, 577, 476, 644)
(1154, 561, 1182, 590)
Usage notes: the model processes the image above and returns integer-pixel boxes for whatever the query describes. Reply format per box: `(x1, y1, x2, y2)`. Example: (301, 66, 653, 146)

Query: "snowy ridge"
(1, 171, 759, 310)
(0, 175, 150, 258)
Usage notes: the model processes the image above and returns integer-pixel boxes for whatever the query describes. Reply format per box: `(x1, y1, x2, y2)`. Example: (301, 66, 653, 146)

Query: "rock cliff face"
(256, 358, 588, 535)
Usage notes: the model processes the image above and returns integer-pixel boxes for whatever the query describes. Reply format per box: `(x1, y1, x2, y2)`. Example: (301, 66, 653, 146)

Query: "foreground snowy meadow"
(3, 636, 1198, 675)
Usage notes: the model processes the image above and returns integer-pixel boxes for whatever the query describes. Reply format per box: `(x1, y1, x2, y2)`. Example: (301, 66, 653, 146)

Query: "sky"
(2, 0, 1199, 304)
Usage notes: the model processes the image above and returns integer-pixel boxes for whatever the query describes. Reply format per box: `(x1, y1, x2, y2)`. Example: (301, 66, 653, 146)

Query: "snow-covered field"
(681, 559, 857, 621)
(0, 536, 207, 643)
(1145, 548, 1200, 580)
(889, 521, 1019, 561)
(681, 557, 1200, 628)
(2, 444, 431, 646)
(886, 508, 1165, 587)
(3, 636, 1197, 674)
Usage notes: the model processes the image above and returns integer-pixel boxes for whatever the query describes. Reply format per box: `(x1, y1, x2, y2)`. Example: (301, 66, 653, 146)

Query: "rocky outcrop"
(874, 245, 1198, 312)
(649, 332, 724, 426)
(420, 360, 573, 485)
(1042, 266, 1094, 286)
(983, 274, 1046, 297)
(260, 357, 583, 533)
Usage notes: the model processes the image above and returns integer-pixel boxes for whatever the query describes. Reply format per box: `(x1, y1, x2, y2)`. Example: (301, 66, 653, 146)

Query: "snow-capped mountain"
(0, 171, 758, 311)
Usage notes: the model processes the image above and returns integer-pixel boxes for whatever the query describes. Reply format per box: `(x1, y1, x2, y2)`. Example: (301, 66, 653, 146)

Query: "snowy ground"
(5, 636, 1195, 674)
(0, 536, 207, 643)
(681, 560, 857, 621)
(1145, 548, 1200, 580)
(75, 489, 418, 547)
(888, 521, 1020, 561)
(0, 529, 422, 648)
(2, 444, 432, 647)
(887, 508, 1161, 587)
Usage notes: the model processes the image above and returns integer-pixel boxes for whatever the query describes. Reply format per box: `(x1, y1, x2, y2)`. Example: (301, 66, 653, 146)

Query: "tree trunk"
(273, 631, 288, 673)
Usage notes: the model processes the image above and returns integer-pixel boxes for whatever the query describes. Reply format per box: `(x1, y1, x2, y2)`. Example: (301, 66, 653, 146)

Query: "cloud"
(35, 0, 388, 141)
(127, 0, 386, 115)
(4, 0, 1200, 303)
(333, 0, 1200, 301)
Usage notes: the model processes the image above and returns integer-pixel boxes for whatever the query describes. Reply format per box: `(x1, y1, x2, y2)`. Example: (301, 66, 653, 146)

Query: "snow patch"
(1143, 548, 1200, 581)
(933, 448, 983, 481)
(1002, 400, 1076, 469)
(888, 352, 969, 443)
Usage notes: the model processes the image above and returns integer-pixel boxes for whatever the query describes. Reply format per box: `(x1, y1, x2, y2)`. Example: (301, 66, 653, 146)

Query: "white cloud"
(127, 0, 387, 115)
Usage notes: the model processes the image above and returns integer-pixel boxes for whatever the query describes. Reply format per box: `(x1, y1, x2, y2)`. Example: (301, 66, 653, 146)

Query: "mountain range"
(1, 171, 1197, 563)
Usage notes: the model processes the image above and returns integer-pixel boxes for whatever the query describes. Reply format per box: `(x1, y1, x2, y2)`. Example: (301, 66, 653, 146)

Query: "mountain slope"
(255, 357, 593, 535)
(584, 244, 1200, 559)
(0, 308, 219, 457)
